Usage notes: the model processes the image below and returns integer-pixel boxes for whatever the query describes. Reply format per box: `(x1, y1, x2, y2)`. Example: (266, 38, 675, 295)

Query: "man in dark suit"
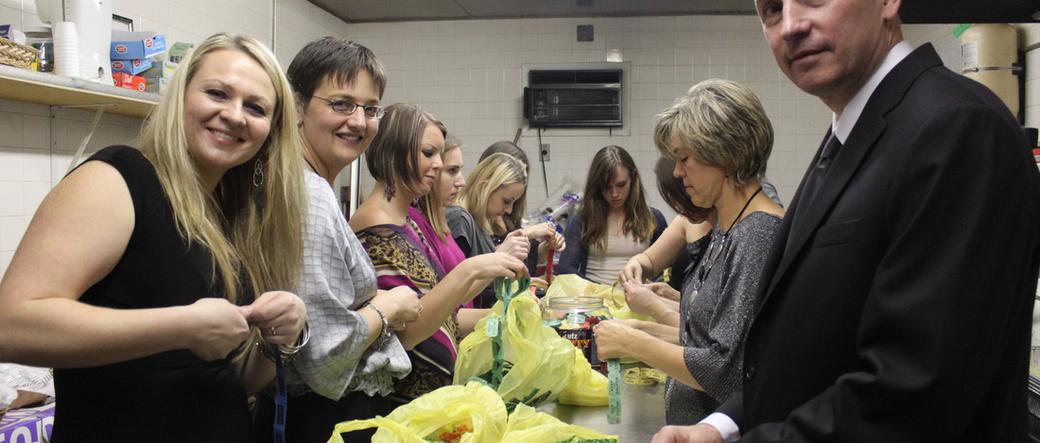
(654, 0, 1040, 441)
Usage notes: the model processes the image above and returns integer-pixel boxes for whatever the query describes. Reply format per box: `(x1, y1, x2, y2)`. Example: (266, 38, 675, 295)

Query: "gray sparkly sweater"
(666, 211, 782, 425)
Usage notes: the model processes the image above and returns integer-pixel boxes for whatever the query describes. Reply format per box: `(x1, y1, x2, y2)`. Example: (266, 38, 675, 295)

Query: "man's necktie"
(786, 132, 843, 252)
(802, 131, 842, 205)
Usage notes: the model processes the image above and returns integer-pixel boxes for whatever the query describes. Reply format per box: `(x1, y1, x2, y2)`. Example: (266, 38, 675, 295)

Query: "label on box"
(111, 58, 152, 75)
(111, 31, 167, 60)
(0, 403, 54, 443)
(112, 72, 147, 92)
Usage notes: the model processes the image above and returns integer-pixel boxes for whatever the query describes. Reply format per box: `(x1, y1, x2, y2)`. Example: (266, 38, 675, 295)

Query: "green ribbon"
(607, 359, 622, 424)
(953, 23, 972, 39)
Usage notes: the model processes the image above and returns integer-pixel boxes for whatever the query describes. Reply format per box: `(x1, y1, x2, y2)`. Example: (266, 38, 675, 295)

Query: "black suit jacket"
(719, 44, 1040, 442)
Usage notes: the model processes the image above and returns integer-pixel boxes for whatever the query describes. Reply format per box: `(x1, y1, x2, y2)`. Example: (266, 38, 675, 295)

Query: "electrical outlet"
(540, 143, 550, 161)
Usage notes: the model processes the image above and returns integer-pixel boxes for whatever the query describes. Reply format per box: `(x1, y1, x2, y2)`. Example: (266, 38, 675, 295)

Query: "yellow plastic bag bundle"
(328, 382, 507, 443)
(558, 347, 609, 406)
(544, 274, 653, 322)
(455, 296, 575, 410)
(501, 404, 618, 442)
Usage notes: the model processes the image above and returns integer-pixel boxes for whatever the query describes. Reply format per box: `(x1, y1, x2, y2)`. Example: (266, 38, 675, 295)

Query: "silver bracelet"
(366, 303, 393, 348)
(277, 323, 310, 356)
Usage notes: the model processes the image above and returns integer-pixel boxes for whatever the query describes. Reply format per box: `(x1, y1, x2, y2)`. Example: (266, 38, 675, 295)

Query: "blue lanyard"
(273, 349, 287, 443)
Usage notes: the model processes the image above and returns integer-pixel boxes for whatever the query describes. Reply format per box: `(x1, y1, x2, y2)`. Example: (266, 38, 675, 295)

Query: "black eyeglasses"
(311, 95, 384, 119)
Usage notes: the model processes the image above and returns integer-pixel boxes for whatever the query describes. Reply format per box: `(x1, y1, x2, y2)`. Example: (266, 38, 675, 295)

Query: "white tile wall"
(347, 16, 833, 222)
(0, 4, 1035, 277)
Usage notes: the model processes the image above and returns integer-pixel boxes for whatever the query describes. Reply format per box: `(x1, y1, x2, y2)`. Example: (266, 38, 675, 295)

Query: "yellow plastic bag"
(455, 296, 574, 410)
(544, 274, 654, 322)
(328, 382, 507, 443)
(558, 347, 609, 406)
(500, 404, 619, 442)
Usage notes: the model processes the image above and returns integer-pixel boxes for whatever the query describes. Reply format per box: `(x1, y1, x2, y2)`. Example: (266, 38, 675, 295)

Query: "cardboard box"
(141, 60, 176, 80)
(0, 403, 54, 443)
(144, 77, 169, 95)
(112, 72, 147, 92)
(111, 58, 152, 75)
(110, 31, 166, 60)
(167, 42, 193, 64)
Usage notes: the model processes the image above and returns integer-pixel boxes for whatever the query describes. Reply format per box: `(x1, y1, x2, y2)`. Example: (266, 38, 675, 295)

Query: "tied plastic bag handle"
(488, 276, 533, 389)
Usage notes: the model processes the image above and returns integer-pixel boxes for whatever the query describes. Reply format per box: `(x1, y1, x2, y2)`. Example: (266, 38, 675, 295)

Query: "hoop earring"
(252, 159, 264, 187)
(384, 182, 395, 201)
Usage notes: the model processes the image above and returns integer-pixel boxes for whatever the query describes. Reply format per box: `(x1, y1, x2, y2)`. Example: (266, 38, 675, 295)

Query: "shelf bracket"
(54, 104, 116, 176)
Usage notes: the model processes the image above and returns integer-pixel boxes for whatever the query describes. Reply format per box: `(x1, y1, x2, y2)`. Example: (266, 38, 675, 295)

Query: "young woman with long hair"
(446, 152, 545, 308)
(558, 145, 667, 285)
(0, 34, 308, 441)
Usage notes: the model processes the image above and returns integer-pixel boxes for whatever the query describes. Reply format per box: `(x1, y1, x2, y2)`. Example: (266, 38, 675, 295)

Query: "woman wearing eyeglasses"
(594, 79, 784, 425)
(250, 38, 424, 443)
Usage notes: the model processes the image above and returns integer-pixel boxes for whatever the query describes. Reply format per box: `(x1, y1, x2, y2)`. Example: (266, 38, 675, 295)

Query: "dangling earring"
(384, 182, 395, 201)
(253, 159, 264, 187)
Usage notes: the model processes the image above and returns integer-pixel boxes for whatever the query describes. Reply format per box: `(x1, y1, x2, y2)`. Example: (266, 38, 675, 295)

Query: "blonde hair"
(418, 134, 462, 237)
(654, 78, 773, 187)
(457, 153, 527, 236)
(479, 141, 528, 231)
(137, 33, 306, 302)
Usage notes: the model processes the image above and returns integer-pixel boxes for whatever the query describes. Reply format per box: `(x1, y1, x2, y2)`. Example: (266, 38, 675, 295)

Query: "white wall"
(346, 16, 832, 222)
(0, 4, 1037, 277)
(348, 18, 1040, 224)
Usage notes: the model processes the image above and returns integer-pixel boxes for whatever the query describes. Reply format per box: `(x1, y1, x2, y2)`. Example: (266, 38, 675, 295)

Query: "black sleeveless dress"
(50, 146, 252, 443)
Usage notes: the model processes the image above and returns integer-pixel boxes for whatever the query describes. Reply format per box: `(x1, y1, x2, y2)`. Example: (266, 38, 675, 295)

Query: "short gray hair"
(653, 78, 773, 187)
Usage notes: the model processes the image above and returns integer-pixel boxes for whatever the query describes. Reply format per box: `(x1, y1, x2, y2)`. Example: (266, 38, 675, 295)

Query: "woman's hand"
(620, 255, 648, 283)
(183, 298, 251, 361)
(371, 286, 422, 330)
(496, 229, 530, 260)
(526, 222, 566, 252)
(622, 281, 668, 318)
(240, 291, 307, 346)
(463, 252, 528, 281)
(647, 282, 681, 302)
(594, 319, 641, 360)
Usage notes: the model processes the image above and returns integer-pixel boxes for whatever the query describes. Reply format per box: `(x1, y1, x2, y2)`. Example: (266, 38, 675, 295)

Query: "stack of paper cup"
(52, 22, 80, 78)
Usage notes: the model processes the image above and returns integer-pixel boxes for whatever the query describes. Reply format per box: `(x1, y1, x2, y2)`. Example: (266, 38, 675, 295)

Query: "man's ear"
(881, 0, 901, 21)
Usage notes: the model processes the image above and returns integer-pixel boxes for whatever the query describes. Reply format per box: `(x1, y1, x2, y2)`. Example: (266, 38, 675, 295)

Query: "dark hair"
(654, 156, 712, 223)
(480, 141, 529, 174)
(366, 103, 447, 198)
(579, 146, 657, 250)
(479, 141, 529, 230)
(286, 37, 387, 102)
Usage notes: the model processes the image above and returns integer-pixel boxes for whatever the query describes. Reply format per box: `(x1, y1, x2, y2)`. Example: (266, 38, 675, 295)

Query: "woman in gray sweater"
(595, 79, 784, 425)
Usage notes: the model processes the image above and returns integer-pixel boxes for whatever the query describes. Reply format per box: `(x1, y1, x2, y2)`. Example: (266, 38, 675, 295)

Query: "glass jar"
(545, 296, 612, 368)
(25, 29, 53, 73)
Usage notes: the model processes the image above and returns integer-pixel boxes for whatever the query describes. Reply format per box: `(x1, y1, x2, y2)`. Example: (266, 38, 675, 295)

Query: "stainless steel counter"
(538, 382, 666, 442)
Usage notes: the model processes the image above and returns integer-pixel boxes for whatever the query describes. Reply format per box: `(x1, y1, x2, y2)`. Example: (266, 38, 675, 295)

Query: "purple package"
(0, 403, 54, 443)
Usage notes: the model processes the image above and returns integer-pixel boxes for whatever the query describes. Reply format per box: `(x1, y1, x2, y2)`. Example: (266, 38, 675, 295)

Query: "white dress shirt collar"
(831, 40, 914, 144)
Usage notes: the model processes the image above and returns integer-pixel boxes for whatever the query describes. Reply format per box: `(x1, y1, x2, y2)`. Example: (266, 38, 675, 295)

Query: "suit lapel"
(760, 43, 944, 303)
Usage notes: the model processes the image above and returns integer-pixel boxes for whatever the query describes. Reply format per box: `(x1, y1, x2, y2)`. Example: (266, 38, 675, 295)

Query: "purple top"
(408, 207, 471, 307)
(408, 207, 466, 273)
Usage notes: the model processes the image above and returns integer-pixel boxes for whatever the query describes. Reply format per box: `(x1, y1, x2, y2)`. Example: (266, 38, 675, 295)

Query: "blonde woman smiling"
(0, 34, 308, 442)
